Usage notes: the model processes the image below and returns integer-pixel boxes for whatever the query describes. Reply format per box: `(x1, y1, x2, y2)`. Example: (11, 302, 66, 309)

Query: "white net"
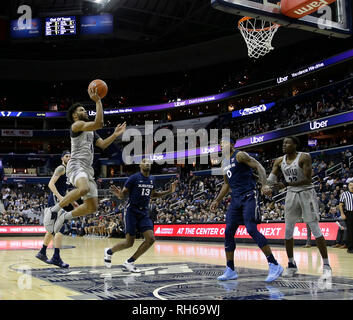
(238, 17, 280, 59)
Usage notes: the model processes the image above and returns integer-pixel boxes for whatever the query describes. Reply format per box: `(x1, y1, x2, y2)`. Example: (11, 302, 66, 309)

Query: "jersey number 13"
(141, 188, 151, 196)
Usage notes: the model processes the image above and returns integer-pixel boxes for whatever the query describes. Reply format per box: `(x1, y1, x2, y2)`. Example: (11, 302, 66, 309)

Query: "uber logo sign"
(277, 76, 289, 84)
(309, 120, 328, 130)
(250, 136, 264, 144)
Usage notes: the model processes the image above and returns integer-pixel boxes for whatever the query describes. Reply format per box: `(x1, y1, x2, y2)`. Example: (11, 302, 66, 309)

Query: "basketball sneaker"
(122, 260, 141, 273)
(217, 266, 238, 281)
(265, 263, 283, 282)
(104, 248, 112, 268)
(53, 209, 67, 234)
(47, 257, 69, 269)
(282, 262, 298, 278)
(35, 252, 50, 264)
(43, 207, 57, 233)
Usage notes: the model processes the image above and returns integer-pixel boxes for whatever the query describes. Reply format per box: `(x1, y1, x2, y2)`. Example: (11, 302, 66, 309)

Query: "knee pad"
(307, 221, 322, 238)
(285, 220, 296, 240)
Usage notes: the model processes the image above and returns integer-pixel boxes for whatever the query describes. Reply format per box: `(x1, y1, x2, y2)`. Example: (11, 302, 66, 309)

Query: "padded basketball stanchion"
(238, 17, 280, 59)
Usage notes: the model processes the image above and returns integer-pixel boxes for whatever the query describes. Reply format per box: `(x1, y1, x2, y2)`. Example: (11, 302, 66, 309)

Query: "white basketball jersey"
(280, 152, 313, 192)
(67, 130, 95, 175)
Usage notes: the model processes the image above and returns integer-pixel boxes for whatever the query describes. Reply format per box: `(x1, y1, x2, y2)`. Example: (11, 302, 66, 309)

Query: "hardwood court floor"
(0, 236, 353, 300)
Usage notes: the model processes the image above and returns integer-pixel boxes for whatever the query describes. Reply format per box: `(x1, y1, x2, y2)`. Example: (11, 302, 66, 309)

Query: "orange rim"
(238, 16, 280, 32)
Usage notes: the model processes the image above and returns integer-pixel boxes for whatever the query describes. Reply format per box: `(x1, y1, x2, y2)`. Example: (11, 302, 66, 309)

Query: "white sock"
(288, 257, 295, 264)
(323, 258, 329, 265)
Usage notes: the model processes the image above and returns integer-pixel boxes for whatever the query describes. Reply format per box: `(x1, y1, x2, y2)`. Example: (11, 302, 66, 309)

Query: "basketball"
(88, 79, 108, 99)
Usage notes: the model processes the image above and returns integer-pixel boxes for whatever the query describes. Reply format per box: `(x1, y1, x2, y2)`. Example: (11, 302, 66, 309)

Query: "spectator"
(331, 217, 347, 249)
(346, 174, 353, 184)
(70, 220, 77, 237)
(328, 194, 338, 207)
(107, 218, 118, 238)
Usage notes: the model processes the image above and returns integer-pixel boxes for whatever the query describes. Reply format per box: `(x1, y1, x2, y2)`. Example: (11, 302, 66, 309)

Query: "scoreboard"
(45, 16, 76, 36)
(10, 15, 114, 39)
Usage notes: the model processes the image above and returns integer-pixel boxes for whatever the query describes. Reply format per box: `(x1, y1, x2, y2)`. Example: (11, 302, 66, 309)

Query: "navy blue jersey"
(124, 172, 154, 208)
(48, 165, 68, 206)
(222, 150, 256, 196)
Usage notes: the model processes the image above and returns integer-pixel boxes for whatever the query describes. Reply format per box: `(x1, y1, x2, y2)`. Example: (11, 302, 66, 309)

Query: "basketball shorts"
(284, 188, 320, 223)
(226, 190, 261, 226)
(43, 207, 66, 234)
(66, 164, 98, 200)
(124, 204, 154, 236)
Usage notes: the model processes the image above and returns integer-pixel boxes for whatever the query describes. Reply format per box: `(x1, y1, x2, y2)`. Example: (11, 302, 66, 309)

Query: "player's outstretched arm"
(110, 185, 129, 200)
(210, 175, 230, 212)
(263, 156, 284, 195)
(267, 157, 282, 184)
(95, 122, 127, 150)
(151, 181, 178, 198)
(236, 151, 267, 185)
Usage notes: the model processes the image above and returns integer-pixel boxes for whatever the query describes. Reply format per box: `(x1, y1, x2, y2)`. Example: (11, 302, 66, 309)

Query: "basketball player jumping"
(43, 87, 126, 234)
(264, 136, 332, 277)
(36, 151, 76, 268)
(104, 158, 178, 272)
(210, 137, 283, 282)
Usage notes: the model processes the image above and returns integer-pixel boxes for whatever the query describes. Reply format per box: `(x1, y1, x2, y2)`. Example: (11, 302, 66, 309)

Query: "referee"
(339, 182, 353, 253)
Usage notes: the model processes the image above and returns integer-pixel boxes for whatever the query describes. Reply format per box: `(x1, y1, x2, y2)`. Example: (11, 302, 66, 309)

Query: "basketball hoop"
(238, 17, 280, 59)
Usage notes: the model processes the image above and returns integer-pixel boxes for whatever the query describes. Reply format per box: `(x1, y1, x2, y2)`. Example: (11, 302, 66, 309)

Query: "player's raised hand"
(210, 200, 219, 212)
(110, 185, 122, 198)
(114, 122, 127, 137)
(88, 86, 101, 102)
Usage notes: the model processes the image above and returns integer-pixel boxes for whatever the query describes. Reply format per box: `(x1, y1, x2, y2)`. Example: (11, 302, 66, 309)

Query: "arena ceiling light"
(85, 0, 111, 5)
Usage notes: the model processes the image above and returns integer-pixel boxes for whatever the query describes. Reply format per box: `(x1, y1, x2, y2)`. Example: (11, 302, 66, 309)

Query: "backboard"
(211, 0, 352, 38)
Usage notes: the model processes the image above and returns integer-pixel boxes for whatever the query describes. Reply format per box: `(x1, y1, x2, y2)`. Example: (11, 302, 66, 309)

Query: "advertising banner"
(154, 222, 339, 241)
(0, 226, 46, 234)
